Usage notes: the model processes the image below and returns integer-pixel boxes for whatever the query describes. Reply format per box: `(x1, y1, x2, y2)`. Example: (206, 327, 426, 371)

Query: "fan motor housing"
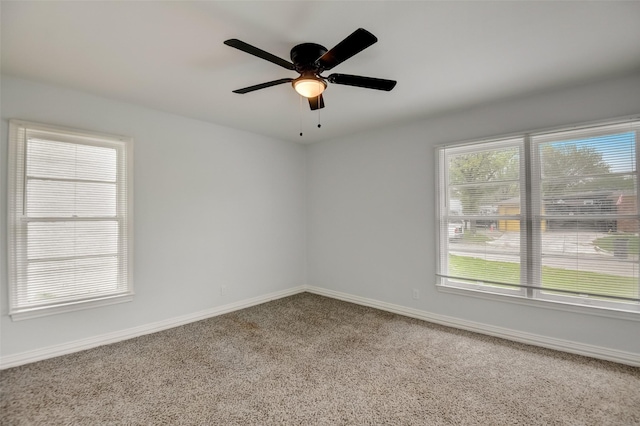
(290, 43, 327, 72)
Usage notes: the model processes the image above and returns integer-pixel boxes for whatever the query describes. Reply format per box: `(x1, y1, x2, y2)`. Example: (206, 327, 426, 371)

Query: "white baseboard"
(4, 285, 638, 369)
(0, 286, 306, 370)
(306, 286, 640, 367)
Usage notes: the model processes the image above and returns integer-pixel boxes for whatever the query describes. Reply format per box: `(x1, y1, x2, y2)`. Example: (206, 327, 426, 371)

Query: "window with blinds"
(8, 120, 133, 320)
(437, 119, 639, 313)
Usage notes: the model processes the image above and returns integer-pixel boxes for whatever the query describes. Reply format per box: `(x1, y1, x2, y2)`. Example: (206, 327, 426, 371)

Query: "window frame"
(436, 117, 640, 317)
(438, 137, 528, 299)
(7, 120, 134, 320)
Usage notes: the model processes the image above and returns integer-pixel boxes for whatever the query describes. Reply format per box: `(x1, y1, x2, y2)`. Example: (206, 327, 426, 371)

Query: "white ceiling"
(2, 1, 640, 144)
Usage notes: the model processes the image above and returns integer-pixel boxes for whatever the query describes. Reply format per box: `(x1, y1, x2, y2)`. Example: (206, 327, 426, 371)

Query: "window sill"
(436, 284, 640, 322)
(10, 293, 135, 321)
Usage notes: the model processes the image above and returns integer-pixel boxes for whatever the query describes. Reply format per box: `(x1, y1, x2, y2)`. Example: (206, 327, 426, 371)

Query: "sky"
(550, 131, 636, 174)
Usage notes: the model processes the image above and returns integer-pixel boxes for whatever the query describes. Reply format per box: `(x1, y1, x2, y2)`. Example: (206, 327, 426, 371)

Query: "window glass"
(8, 120, 133, 319)
(438, 121, 639, 312)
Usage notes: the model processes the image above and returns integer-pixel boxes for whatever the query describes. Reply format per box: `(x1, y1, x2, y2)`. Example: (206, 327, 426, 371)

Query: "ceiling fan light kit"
(293, 74, 326, 98)
(224, 28, 397, 111)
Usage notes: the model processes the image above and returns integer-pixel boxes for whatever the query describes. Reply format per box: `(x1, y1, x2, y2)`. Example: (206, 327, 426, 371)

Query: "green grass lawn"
(449, 255, 638, 299)
(593, 234, 639, 255)
(461, 232, 493, 243)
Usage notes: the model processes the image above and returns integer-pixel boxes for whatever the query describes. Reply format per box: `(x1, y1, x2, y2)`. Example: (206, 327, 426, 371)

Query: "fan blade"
(328, 74, 397, 91)
(308, 94, 325, 110)
(317, 28, 377, 71)
(224, 39, 295, 70)
(232, 78, 294, 94)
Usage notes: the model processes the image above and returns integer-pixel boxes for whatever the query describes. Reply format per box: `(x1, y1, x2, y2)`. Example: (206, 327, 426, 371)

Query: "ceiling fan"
(224, 28, 397, 110)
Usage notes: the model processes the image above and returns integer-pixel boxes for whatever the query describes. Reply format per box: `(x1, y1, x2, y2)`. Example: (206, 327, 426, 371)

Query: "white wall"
(0, 76, 306, 358)
(2, 72, 639, 364)
(307, 73, 640, 356)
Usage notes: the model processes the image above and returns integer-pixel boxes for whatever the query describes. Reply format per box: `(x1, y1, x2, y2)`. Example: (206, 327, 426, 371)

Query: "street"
(450, 231, 639, 278)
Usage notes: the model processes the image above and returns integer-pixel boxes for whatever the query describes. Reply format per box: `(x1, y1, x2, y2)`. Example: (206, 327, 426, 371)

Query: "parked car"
(448, 221, 464, 240)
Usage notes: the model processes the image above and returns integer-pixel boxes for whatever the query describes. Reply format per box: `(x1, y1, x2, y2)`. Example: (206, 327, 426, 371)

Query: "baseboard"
(306, 286, 640, 367)
(0, 286, 306, 370)
(4, 285, 637, 369)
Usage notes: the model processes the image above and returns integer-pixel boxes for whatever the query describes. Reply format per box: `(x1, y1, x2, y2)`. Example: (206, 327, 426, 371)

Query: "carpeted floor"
(1, 293, 639, 425)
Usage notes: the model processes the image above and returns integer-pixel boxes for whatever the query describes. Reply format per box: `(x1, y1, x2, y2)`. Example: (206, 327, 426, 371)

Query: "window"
(437, 119, 640, 314)
(8, 120, 133, 320)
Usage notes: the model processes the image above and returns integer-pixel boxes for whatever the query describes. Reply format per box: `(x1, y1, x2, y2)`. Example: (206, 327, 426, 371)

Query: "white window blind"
(438, 138, 527, 297)
(8, 120, 134, 320)
(437, 119, 640, 313)
(531, 122, 638, 307)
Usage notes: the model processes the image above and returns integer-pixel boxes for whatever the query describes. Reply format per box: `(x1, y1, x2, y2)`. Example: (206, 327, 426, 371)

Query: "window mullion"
(524, 135, 540, 297)
(633, 127, 640, 299)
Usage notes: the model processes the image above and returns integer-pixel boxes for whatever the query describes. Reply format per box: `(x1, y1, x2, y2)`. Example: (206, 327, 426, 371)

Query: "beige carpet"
(1, 293, 639, 425)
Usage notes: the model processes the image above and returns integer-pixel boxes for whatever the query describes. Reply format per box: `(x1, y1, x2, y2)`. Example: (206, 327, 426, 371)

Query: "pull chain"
(317, 81, 322, 129)
(299, 95, 303, 137)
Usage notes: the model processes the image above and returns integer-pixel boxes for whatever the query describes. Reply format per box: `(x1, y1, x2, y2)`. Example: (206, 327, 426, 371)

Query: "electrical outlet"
(220, 285, 227, 296)
(412, 288, 420, 300)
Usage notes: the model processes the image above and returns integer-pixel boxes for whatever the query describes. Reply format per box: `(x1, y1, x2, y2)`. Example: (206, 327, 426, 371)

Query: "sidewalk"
(450, 231, 639, 277)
